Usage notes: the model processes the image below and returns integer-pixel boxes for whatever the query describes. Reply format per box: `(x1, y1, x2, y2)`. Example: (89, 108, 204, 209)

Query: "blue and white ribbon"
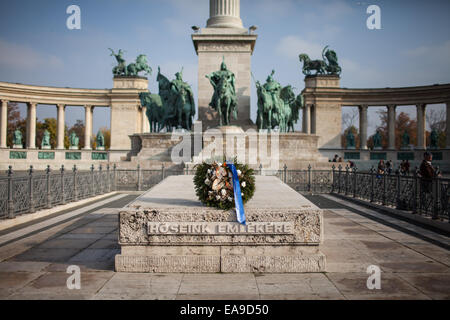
(226, 162, 246, 225)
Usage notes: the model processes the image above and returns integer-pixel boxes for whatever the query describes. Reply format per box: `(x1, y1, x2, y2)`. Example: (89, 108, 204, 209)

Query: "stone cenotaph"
(115, 175, 325, 273)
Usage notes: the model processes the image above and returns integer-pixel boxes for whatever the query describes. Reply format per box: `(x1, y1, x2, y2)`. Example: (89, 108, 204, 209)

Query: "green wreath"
(193, 159, 255, 210)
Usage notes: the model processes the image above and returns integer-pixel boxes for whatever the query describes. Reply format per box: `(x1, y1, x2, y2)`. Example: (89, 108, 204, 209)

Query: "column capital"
(387, 104, 396, 110)
(27, 101, 37, 107)
(0, 99, 9, 105)
(57, 103, 66, 109)
(359, 104, 368, 111)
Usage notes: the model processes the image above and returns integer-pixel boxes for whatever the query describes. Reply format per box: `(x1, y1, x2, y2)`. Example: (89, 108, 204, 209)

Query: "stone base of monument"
(69, 146, 79, 150)
(127, 127, 328, 170)
(13, 145, 23, 149)
(115, 175, 325, 273)
(41, 146, 51, 150)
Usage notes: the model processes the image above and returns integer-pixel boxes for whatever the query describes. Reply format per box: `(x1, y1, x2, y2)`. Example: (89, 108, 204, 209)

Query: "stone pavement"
(0, 193, 448, 300)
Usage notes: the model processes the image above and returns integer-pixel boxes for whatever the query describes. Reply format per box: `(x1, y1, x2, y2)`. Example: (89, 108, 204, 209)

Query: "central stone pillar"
(416, 103, 426, 149)
(207, 0, 243, 28)
(359, 105, 368, 150)
(56, 104, 65, 150)
(192, 0, 257, 130)
(26, 102, 37, 149)
(387, 104, 396, 150)
(83, 105, 92, 150)
(0, 100, 7, 148)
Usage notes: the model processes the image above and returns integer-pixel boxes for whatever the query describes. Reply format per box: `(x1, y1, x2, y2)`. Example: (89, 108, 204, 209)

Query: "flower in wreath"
(193, 158, 255, 211)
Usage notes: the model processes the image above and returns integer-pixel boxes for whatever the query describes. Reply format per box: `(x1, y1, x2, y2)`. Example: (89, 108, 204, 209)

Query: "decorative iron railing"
(1, 163, 448, 223)
(329, 165, 450, 222)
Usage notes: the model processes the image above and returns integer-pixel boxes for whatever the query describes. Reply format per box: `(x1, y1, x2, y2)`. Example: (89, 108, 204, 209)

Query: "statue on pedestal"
(430, 129, 439, 149)
(96, 131, 105, 150)
(109, 49, 152, 77)
(299, 45, 342, 76)
(13, 129, 23, 148)
(373, 130, 382, 149)
(41, 130, 51, 149)
(139, 67, 195, 132)
(346, 129, 355, 149)
(401, 130, 410, 149)
(255, 71, 300, 132)
(69, 132, 79, 150)
(206, 57, 238, 126)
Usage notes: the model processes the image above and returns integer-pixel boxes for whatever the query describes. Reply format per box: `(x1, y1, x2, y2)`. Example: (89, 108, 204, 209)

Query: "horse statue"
(206, 58, 238, 126)
(126, 54, 152, 77)
(212, 76, 237, 126)
(280, 85, 299, 132)
(299, 53, 327, 76)
(322, 45, 342, 75)
(139, 92, 165, 133)
(139, 67, 196, 132)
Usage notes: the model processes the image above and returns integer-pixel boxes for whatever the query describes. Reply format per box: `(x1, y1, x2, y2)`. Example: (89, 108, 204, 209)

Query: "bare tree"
(426, 108, 446, 132)
(342, 108, 359, 132)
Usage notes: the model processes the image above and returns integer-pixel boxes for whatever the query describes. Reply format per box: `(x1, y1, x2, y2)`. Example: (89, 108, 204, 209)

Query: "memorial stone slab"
(116, 175, 325, 273)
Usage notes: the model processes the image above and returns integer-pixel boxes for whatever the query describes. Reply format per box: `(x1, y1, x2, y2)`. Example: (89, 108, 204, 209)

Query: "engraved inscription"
(147, 222, 294, 235)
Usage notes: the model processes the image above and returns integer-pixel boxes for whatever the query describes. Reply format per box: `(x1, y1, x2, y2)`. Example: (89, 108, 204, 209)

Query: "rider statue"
(263, 70, 283, 113)
(206, 57, 238, 126)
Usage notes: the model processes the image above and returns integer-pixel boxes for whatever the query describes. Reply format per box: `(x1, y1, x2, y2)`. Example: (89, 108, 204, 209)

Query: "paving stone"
(255, 274, 344, 299)
(178, 274, 258, 296)
(12, 271, 114, 298)
(327, 272, 431, 300)
(35, 238, 98, 250)
(0, 271, 44, 290)
(68, 248, 119, 262)
(397, 273, 450, 300)
(0, 261, 50, 273)
(94, 273, 182, 300)
(10, 248, 82, 263)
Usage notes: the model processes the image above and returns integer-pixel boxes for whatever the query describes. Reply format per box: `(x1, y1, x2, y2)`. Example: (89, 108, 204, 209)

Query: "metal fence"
(1, 164, 449, 223)
(329, 165, 450, 222)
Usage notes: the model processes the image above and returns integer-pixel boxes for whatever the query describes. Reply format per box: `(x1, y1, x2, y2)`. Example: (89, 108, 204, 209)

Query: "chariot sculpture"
(109, 48, 152, 77)
(299, 45, 342, 76)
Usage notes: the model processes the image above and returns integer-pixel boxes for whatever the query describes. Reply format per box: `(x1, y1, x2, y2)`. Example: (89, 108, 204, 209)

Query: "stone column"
(83, 105, 92, 150)
(416, 103, 426, 149)
(0, 100, 7, 148)
(303, 104, 311, 134)
(26, 102, 37, 149)
(446, 101, 450, 149)
(387, 104, 396, 150)
(141, 106, 148, 133)
(359, 105, 368, 150)
(57, 104, 65, 150)
(207, 0, 243, 28)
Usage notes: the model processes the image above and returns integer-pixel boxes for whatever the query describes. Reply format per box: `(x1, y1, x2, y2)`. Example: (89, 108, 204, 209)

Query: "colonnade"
(302, 101, 450, 150)
(0, 101, 101, 150)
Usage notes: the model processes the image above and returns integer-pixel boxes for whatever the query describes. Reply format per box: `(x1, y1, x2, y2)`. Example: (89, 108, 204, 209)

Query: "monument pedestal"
(115, 175, 325, 273)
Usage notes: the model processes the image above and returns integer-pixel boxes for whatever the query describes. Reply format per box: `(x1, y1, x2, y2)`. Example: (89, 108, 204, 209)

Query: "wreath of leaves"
(193, 158, 255, 210)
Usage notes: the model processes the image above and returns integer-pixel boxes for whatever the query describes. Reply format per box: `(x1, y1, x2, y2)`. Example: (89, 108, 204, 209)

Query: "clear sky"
(0, 0, 449, 134)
